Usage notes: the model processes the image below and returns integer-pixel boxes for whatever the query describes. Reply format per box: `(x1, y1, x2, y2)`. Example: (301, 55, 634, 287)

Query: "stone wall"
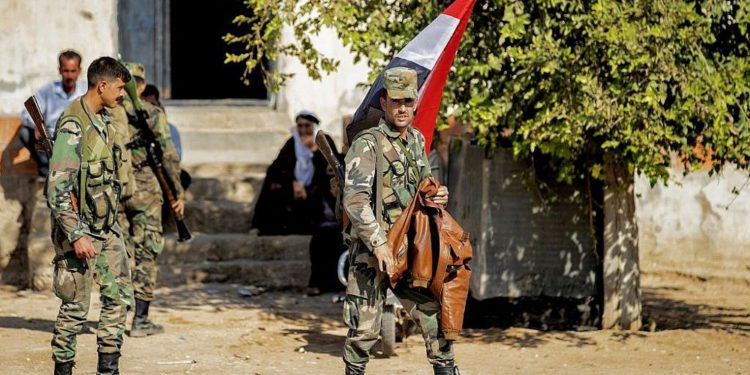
(0, 176, 39, 286)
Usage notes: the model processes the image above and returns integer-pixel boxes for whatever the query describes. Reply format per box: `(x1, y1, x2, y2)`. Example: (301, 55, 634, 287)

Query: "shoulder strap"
(375, 133, 384, 229)
(78, 116, 90, 218)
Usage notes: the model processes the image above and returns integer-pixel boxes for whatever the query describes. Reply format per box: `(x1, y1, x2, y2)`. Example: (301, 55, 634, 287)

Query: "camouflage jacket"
(343, 118, 431, 251)
(121, 96, 184, 200)
(47, 97, 122, 243)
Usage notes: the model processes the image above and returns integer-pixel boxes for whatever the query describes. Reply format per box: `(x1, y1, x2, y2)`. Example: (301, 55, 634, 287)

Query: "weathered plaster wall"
(276, 26, 370, 144)
(0, 0, 118, 116)
(636, 167, 750, 279)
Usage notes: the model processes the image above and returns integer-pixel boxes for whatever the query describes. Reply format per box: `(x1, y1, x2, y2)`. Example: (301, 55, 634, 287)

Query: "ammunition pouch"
(81, 159, 120, 233)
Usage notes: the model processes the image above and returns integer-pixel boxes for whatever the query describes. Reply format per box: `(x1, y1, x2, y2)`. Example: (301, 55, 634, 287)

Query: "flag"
(347, 0, 476, 152)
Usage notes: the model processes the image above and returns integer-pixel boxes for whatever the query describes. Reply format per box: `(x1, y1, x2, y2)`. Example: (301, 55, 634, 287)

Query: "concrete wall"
(448, 143, 598, 301)
(276, 25, 370, 144)
(636, 167, 750, 279)
(0, 0, 118, 117)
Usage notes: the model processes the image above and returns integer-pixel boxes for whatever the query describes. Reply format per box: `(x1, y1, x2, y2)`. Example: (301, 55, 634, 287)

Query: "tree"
(225, 0, 750, 329)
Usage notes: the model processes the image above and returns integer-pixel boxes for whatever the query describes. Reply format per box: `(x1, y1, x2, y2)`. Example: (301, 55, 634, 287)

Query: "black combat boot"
(96, 352, 120, 375)
(433, 363, 460, 375)
(53, 361, 74, 375)
(344, 361, 366, 375)
(130, 298, 164, 337)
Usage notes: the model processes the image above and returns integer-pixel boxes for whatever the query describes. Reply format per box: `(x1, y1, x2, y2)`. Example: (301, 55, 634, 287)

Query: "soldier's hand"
(72, 237, 97, 259)
(373, 244, 395, 275)
(172, 198, 185, 217)
(432, 186, 449, 206)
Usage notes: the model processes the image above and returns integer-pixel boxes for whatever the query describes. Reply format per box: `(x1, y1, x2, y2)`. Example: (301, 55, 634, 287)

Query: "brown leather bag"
(387, 177, 473, 340)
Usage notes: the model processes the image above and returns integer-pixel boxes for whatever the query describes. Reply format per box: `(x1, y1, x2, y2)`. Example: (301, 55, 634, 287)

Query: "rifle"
(124, 80, 192, 242)
(25, 96, 89, 269)
(315, 131, 349, 227)
(23, 96, 79, 212)
(315, 131, 345, 186)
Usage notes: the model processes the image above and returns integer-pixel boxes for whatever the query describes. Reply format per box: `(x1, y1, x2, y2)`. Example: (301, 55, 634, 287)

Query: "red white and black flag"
(347, 0, 476, 152)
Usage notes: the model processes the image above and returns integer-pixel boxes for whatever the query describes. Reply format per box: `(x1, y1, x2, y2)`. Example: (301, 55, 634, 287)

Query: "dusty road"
(1, 271, 749, 375)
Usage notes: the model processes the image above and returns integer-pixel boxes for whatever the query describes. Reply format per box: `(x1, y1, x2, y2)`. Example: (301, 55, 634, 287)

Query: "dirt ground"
(1, 271, 749, 375)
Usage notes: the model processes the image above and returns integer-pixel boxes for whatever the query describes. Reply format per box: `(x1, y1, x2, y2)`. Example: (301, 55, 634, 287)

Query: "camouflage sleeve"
(343, 134, 387, 251)
(151, 107, 184, 200)
(415, 130, 432, 179)
(46, 120, 84, 243)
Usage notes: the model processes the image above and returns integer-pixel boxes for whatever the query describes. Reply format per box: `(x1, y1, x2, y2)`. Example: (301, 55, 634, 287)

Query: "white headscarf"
(292, 111, 320, 187)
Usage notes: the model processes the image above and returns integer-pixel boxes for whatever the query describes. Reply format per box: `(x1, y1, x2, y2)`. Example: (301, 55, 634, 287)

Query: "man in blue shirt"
(20, 50, 87, 176)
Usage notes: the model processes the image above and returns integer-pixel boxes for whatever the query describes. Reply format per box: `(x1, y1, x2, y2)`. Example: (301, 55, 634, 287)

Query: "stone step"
(160, 259, 310, 288)
(185, 173, 264, 202)
(160, 233, 310, 264)
(27, 233, 312, 291)
(34, 199, 255, 235)
(165, 200, 254, 234)
(166, 105, 291, 166)
(183, 163, 269, 178)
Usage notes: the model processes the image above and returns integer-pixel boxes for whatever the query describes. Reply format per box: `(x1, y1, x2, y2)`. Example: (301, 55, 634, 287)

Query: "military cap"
(122, 61, 146, 81)
(383, 67, 418, 99)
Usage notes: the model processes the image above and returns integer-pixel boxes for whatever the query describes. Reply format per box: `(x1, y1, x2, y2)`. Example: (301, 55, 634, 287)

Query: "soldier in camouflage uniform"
(110, 90, 136, 259)
(47, 57, 133, 375)
(342, 67, 457, 375)
(118, 62, 185, 337)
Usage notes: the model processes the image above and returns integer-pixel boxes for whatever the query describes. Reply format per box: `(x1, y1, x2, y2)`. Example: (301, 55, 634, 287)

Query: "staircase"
(160, 163, 312, 288)
(26, 162, 313, 291)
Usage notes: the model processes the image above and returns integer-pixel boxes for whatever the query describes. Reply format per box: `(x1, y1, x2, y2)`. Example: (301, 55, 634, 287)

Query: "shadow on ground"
(156, 283, 345, 356)
(151, 276, 750, 354)
(0, 316, 54, 333)
(0, 316, 98, 334)
(642, 286, 750, 335)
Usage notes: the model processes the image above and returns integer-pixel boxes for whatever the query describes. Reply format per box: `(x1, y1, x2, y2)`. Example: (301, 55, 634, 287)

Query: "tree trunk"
(602, 165, 642, 330)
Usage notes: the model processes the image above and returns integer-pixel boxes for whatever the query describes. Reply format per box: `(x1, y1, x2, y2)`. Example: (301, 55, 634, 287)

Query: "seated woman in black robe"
(251, 111, 335, 235)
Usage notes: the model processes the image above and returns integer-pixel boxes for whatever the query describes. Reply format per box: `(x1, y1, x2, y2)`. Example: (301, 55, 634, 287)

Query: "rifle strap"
(373, 130, 385, 230)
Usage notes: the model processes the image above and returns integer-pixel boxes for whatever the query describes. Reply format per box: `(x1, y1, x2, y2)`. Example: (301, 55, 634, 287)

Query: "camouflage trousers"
(51, 228, 133, 363)
(343, 240, 454, 368)
(120, 173, 165, 301)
